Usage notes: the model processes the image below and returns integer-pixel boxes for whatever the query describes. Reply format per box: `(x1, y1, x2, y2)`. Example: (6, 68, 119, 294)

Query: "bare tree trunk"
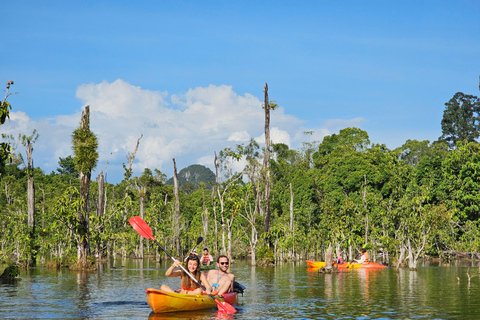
(325, 244, 333, 269)
(26, 139, 36, 266)
(139, 191, 145, 259)
(124, 134, 143, 226)
(263, 82, 271, 234)
(213, 152, 219, 254)
(79, 170, 91, 267)
(289, 183, 294, 258)
(363, 174, 368, 244)
(172, 158, 181, 258)
(201, 190, 208, 246)
(96, 171, 105, 259)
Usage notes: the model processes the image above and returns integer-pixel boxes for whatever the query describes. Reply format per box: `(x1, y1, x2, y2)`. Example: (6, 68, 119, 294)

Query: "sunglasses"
(219, 262, 229, 265)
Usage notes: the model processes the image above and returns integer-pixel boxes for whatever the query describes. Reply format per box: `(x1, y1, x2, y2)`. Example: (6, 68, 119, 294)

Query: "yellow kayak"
(145, 288, 238, 313)
(306, 260, 325, 268)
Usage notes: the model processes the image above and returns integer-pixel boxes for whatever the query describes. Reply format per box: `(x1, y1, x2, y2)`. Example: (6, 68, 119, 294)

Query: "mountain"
(165, 164, 215, 190)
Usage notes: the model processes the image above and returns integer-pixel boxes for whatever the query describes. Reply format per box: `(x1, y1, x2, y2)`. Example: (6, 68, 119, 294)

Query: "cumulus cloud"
(0, 80, 362, 182)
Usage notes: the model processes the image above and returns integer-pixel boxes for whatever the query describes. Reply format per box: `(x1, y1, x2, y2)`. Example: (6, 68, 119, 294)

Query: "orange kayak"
(306, 260, 386, 269)
(337, 262, 386, 269)
(145, 288, 238, 313)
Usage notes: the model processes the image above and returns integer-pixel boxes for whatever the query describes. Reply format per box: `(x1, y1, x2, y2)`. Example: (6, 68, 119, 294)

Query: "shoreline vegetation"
(2, 81, 480, 271)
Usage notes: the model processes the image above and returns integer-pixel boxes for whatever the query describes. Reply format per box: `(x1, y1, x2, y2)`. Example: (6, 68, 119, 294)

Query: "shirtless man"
(207, 255, 234, 296)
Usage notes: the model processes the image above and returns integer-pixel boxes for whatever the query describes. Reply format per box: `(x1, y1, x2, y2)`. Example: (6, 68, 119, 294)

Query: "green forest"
(2, 84, 480, 271)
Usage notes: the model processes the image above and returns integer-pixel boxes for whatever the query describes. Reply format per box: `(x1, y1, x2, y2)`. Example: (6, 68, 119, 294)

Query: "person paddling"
(207, 255, 234, 296)
(161, 254, 212, 295)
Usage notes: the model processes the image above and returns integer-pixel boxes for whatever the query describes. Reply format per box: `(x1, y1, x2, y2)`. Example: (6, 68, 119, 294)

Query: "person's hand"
(173, 260, 181, 268)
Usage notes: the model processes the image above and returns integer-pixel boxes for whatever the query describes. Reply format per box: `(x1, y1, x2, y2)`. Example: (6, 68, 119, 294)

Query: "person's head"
(185, 254, 200, 274)
(217, 255, 229, 271)
(361, 248, 367, 253)
(203, 248, 209, 255)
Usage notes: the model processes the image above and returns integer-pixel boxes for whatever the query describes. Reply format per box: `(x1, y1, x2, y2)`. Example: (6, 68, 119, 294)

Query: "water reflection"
(1, 259, 480, 319)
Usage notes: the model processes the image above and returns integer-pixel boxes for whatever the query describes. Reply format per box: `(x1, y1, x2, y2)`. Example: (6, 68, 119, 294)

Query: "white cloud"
(0, 80, 363, 183)
(228, 131, 250, 142)
(254, 127, 291, 147)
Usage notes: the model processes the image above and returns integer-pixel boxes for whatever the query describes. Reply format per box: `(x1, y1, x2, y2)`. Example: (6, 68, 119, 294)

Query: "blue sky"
(1, 1, 480, 183)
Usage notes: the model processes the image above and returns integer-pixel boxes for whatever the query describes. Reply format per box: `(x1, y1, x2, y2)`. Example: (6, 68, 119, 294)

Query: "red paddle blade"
(215, 298, 237, 314)
(129, 216, 155, 241)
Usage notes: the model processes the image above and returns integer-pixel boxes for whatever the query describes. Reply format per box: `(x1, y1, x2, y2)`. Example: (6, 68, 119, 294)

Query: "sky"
(1, 1, 479, 184)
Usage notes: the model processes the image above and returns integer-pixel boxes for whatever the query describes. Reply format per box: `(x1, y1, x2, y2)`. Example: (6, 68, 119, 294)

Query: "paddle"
(128, 216, 237, 314)
(189, 236, 203, 256)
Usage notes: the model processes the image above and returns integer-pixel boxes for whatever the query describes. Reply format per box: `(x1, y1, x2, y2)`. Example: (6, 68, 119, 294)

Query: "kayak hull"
(145, 288, 237, 313)
(306, 260, 325, 268)
(200, 264, 216, 271)
(337, 262, 386, 269)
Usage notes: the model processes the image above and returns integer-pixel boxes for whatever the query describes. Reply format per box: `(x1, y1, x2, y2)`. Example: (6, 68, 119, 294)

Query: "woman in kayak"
(161, 254, 212, 295)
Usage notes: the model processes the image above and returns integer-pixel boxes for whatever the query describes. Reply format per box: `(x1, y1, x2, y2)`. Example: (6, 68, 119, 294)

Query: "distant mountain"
(165, 164, 215, 190)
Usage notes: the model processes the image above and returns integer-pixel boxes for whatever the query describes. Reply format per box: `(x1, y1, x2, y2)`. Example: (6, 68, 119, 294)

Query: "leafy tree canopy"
(57, 155, 79, 177)
(439, 92, 480, 149)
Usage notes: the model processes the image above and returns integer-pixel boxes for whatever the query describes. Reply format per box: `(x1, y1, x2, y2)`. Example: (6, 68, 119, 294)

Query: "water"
(1, 258, 480, 319)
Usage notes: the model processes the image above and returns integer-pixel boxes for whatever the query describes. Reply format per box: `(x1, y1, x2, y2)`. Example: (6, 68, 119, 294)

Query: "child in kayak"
(202, 248, 214, 266)
(161, 254, 212, 295)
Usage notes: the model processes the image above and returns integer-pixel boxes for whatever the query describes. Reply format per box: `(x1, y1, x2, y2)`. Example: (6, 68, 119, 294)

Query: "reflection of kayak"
(200, 264, 215, 271)
(306, 260, 325, 268)
(145, 288, 238, 313)
(306, 260, 386, 269)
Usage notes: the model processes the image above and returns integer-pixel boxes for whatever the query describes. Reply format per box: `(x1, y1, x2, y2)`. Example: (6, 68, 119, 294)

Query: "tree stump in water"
(0, 264, 20, 283)
(257, 258, 275, 267)
(317, 266, 340, 273)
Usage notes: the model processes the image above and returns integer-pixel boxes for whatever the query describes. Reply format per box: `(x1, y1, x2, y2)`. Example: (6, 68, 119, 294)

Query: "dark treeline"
(1, 85, 480, 270)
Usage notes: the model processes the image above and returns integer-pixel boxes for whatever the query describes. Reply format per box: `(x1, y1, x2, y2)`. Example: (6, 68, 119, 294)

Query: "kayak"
(306, 260, 386, 269)
(145, 288, 238, 313)
(338, 262, 386, 269)
(306, 260, 325, 268)
(200, 264, 215, 271)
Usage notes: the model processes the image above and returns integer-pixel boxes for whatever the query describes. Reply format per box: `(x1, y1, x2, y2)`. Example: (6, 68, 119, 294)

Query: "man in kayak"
(354, 248, 369, 264)
(207, 255, 235, 296)
(161, 254, 212, 295)
(202, 248, 214, 266)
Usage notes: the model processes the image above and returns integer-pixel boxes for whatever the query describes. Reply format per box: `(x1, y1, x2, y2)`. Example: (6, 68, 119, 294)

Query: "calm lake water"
(1, 258, 480, 319)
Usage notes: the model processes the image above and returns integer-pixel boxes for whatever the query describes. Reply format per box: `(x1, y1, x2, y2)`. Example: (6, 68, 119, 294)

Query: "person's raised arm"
(165, 260, 182, 277)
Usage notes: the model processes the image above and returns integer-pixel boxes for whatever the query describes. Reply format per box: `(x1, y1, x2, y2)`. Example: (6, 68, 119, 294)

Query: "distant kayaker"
(335, 248, 343, 264)
(202, 248, 214, 266)
(354, 248, 369, 264)
(161, 254, 212, 295)
(207, 255, 235, 296)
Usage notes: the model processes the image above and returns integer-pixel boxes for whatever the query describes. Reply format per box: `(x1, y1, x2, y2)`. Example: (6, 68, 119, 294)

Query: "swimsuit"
(211, 270, 226, 291)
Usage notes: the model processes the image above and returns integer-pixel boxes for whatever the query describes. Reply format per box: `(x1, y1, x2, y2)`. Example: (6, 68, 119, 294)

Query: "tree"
(439, 92, 480, 149)
(72, 105, 99, 268)
(20, 129, 39, 266)
(263, 84, 278, 235)
(57, 155, 79, 178)
(0, 81, 16, 172)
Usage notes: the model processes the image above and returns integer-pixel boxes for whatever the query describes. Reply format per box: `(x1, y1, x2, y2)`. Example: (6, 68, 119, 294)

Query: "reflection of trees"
(76, 272, 91, 315)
